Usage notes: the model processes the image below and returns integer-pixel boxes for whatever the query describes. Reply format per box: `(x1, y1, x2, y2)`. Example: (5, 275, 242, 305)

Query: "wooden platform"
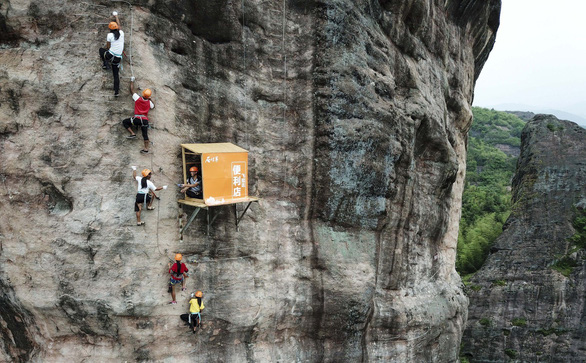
(178, 196, 260, 236)
(177, 196, 259, 209)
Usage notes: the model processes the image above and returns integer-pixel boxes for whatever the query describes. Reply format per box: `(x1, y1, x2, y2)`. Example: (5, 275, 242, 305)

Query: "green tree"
(457, 108, 524, 276)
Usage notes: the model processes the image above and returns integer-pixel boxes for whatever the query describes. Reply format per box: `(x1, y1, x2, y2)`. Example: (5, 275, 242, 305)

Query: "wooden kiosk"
(178, 143, 259, 236)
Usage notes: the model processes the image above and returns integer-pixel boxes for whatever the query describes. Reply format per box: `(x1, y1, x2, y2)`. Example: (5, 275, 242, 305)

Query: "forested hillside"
(457, 108, 525, 275)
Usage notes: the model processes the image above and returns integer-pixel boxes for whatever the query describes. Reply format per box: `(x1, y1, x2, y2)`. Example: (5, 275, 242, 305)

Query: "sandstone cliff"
(462, 115, 586, 362)
(1, 0, 500, 361)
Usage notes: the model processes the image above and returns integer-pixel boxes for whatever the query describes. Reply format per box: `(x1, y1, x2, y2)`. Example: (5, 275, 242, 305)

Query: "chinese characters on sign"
(231, 162, 247, 198)
(205, 155, 219, 163)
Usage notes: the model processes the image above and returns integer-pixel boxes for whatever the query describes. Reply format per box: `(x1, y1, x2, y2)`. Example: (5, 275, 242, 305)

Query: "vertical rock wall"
(0, 0, 499, 361)
(462, 116, 586, 362)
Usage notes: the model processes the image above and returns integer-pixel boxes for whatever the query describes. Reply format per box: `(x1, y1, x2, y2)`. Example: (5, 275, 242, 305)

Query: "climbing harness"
(107, 49, 123, 70)
(131, 115, 148, 127)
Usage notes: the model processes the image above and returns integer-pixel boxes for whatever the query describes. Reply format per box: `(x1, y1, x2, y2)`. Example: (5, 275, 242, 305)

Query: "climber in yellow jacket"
(188, 291, 204, 333)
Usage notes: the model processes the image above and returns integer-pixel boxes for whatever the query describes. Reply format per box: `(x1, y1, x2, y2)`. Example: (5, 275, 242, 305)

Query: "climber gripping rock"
(168, 253, 189, 304)
(123, 78, 155, 154)
(131, 166, 166, 225)
(180, 291, 205, 333)
(99, 12, 124, 96)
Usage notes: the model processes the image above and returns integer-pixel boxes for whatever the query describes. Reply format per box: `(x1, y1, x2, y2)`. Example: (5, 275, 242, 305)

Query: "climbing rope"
(241, 0, 249, 148)
(281, 0, 287, 127)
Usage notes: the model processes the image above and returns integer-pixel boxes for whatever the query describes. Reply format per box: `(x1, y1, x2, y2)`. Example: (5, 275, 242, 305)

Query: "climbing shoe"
(114, 92, 120, 97)
(140, 149, 149, 154)
(126, 134, 136, 139)
(169, 301, 177, 305)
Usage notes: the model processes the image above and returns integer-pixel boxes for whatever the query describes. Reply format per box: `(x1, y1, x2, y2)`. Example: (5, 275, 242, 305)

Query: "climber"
(99, 11, 124, 97)
(122, 79, 155, 154)
(179, 291, 205, 333)
(180, 166, 203, 199)
(168, 253, 189, 304)
(132, 166, 166, 225)
(188, 291, 205, 333)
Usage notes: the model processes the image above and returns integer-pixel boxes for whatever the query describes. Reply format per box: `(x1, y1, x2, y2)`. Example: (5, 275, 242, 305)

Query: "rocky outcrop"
(505, 110, 535, 122)
(461, 115, 586, 362)
(1, 0, 499, 361)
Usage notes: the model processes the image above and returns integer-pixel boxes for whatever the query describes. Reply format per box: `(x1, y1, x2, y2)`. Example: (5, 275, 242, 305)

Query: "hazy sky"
(473, 0, 586, 118)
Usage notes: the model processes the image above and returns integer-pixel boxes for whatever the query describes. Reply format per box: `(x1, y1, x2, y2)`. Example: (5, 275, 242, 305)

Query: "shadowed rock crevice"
(0, 12, 20, 46)
(0, 279, 39, 363)
(41, 181, 73, 216)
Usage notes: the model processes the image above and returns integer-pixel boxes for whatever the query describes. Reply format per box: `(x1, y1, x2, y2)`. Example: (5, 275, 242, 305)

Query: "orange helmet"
(108, 22, 119, 30)
(175, 253, 182, 261)
(189, 166, 198, 172)
(142, 89, 152, 98)
(141, 169, 151, 177)
(195, 291, 203, 297)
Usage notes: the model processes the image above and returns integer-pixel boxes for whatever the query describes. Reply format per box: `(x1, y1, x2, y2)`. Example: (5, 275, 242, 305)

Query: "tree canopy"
(457, 108, 525, 275)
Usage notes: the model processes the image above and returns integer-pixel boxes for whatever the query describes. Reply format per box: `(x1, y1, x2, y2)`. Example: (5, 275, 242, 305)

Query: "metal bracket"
(180, 207, 201, 235)
(207, 208, 221, 236)
(234, 202, 253, 231)
(179, 199, 258, 236)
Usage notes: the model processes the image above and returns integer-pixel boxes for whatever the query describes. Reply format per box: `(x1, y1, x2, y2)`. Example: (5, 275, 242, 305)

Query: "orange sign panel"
(202, 152, 248, 205)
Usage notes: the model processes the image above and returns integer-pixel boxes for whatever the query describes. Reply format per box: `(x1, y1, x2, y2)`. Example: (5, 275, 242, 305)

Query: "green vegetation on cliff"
(468, 107, 525, 146)
(550, 208, 586, 277)
(457, 108, 525, 275)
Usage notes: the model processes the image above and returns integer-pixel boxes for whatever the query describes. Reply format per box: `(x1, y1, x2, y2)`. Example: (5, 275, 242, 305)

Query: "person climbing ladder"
(99, 11, 124, 97)
(123, 78, 155, 154)
(131, 166, 166, 225)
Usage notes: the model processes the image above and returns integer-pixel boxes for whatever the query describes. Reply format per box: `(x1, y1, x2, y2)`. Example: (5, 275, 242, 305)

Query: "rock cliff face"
(462, 115, 586, 362)
(0, 0, 500, 361)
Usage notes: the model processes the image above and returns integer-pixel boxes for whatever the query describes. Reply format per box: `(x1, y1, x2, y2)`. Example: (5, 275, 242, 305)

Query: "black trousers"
(180, 313, 200, 330)
(123, 117, 149, 140)
(99, 48, 121, 93)
(134, 193, 152, 211)
(186, 189, 202, 198)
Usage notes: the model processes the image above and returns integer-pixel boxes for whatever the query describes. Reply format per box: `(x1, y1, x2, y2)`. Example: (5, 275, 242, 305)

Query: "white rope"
(281, 0, 287, 125)
(241, 0, 249, 147)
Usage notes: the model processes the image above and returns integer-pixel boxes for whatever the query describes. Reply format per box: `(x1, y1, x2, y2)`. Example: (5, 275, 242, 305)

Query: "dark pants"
(186, 189, 202, 199)
(135, 193, 152, 211)
(123, 117, 149, 140)
(180, 313, 200, 331)
(99, 48, 121, 93)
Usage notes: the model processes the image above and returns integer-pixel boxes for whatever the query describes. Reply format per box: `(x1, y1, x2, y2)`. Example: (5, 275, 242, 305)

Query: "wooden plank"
(181, 143, 248, 154)
(182, 146, 187, 184)
(177, 196, 259, 208)
(177, 199, 208, 208)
